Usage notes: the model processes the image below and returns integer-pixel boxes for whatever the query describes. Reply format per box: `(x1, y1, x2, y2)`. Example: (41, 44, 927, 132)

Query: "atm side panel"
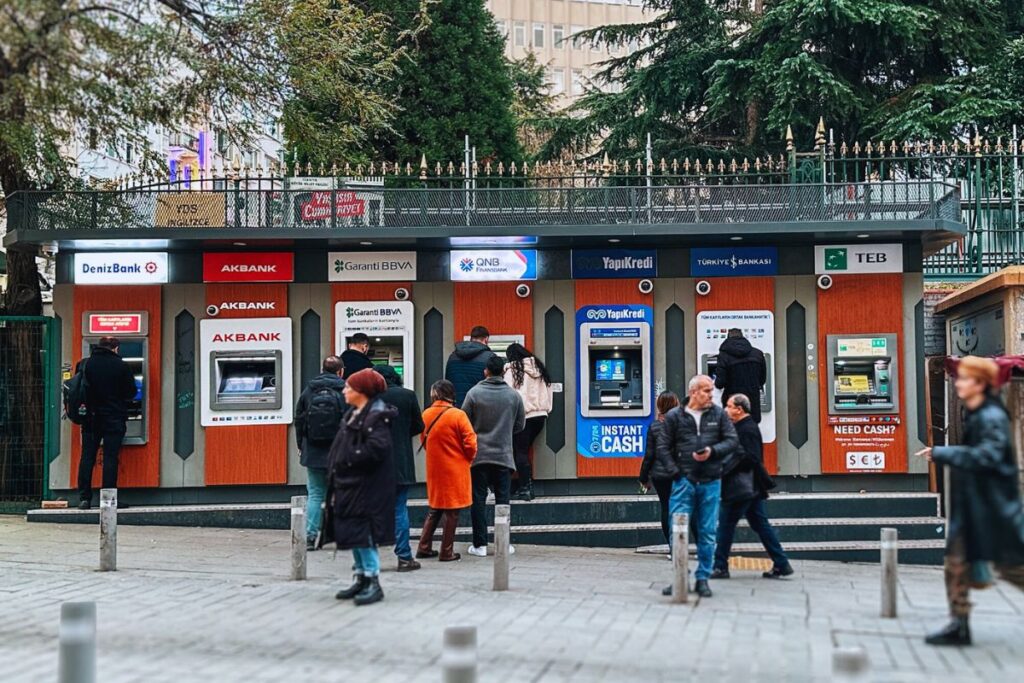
(530, 279, 576, 479)
(52, 284, 74, 491)
(161, 284, 206, 488)
(903, 272, 928, 474)
(412, 281, 455, 483)
(774, 276, 821, 476)
(287, 283, 332, 485)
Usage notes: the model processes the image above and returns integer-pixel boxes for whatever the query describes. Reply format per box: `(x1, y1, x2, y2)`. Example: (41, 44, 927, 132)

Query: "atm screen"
(596, 359, 626, 382)
(836, 375, 871, 394)
(221, 376, 265, 394)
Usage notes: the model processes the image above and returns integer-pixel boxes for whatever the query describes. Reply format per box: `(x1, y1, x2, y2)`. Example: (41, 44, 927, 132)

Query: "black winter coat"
(721, 416, 763, 504)
(639, 421, 678, 484)
(340, 349, 374, 379)
(294, 372, 346, 470)
(376, 365, 425, 486)
(326, 399, 399, 550)
(80, 347, 137, 420)
(715, 337, 767, 423)
(445, 341, 497, 407)
(933, 397, 1024, 564)
(656, 404, 738, 483)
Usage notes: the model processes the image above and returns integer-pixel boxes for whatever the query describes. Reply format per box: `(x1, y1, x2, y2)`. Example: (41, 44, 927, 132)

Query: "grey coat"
(462, 377, 526, 470)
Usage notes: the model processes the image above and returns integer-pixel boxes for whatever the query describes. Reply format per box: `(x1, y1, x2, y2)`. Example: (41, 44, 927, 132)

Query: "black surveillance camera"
(394, 287, 410, 301)
(638, 279, 654, 295)
(695, 280, 712, 296)
(817, 275, 834, 290)
(206, 304, 220, 316)
(515, 284, 531, 298)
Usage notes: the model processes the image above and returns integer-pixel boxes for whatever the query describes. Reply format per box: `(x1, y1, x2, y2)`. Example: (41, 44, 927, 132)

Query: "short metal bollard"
(290, 495, 307, 581)
(58, 602, 97, 683)
(671, 512, 689, 603)
(880, 527, 898, 618)
(441, 625, 477, 683)
(832, 646, 870, 680)
(493, 504, 511, 592)
(99, 489, 117, 572)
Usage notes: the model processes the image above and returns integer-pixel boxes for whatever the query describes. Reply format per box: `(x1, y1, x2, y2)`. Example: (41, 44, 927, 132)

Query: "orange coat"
(421, 401, 477, 510)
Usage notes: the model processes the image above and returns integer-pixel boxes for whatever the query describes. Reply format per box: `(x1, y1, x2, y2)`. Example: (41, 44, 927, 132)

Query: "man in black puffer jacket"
(715, 329, 767, 422)
(444, 325, 497, 407)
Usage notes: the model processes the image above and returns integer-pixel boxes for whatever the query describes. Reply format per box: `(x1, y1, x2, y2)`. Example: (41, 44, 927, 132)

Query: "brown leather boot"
(416, 508, 441, 558)
(439, 510, 461, 562)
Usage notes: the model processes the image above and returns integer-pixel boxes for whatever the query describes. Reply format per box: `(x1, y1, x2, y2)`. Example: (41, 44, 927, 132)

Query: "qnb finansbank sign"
(74, 252, 168, 285)
(450, 250, 537, 281)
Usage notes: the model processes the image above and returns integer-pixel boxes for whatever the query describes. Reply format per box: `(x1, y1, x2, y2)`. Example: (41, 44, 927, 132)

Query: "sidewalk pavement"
(1, 517, 1022, 682)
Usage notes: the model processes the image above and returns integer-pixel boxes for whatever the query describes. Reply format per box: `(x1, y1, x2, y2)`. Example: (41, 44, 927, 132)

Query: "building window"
(571, 25, 584, 51)
(217, 130, 229, 154)
(550, 68, 565, 94)
(552, 24, 564, 47)
(571, 69, 584, 95)
(513, 21, 525, 47)
(125, 143, 133, 165)
(533, 23, 545, 48)
(495, 20, 506, 39)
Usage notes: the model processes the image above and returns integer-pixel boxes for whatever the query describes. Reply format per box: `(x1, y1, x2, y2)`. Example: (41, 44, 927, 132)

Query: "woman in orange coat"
(416, 379, 477, 562)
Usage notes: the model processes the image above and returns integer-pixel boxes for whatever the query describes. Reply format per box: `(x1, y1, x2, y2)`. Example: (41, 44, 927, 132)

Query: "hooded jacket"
(714, 336, 767, 422)
(294, 372, 346, 470)
(340, 348, 374, 380)
(503, 357, 553, 419)
(445, 341, 497, 407)
(462, 376, 525, 470)
(80, 346, 137, 421)
(376, 365, 425, 486)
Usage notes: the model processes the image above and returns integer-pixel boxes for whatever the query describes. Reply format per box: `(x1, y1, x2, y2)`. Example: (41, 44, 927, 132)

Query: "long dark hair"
(505, 342, 551, 387)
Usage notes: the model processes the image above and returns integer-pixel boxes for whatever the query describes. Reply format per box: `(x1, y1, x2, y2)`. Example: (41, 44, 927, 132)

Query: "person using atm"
(714, 329, 767, 423)
(341, 332, 374, 380)
(445, 326, 497, 407)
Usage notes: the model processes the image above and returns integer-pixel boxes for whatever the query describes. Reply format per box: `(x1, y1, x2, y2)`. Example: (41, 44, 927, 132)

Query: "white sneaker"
(468, 545, 487, 557)
(509, 545, 516, 555)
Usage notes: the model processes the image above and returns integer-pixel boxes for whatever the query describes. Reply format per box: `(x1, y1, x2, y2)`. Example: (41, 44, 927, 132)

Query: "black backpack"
(305, 385, 345, 444)
(63, 360, 90, 425)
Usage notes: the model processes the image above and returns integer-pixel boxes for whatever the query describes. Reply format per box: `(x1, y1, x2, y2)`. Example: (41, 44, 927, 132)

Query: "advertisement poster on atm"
(575, 304, 653, 459)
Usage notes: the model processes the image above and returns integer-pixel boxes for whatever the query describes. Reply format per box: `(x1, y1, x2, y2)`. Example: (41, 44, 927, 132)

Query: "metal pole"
(493, 503, 511, 591)
(290, 495, 307, 581)
(464, 135, 471, 227)
(99, 488, 117, 572)
(646, 132, 653, 224)
(58, 602, 96, 683)
(1012, 125, 1020, 263)
(441, 625, 477, 683)
(831, 646, 870, 681)
(671, 512, 688, 603)
(880, 527, 898, 618)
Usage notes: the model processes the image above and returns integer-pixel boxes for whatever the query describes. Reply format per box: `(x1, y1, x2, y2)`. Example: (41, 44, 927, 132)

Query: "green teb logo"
(334, 259, 345, 273)
(824, 247, 847, 271)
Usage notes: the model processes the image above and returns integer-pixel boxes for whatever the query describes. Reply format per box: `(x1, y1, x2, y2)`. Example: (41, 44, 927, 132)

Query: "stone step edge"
(636, 539, 947, 553)
(408, 518, 944, 536)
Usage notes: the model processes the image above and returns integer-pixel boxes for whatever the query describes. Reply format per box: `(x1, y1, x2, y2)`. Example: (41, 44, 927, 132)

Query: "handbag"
(417, 406, 452, 453)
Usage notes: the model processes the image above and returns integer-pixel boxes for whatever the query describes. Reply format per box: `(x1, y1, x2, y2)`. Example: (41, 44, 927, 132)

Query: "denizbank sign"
(814, 244, 903, 274)
(328, 251, 416, 281)
(74, 252, 168, 284)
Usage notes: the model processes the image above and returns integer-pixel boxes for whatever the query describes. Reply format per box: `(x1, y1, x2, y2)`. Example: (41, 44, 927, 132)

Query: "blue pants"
(714, 497, 790, 572)
(305, 467, 328, 541)
(394, 485, 412, 560)
(352, 547, 380, 577)
(669, 478, 721, 581)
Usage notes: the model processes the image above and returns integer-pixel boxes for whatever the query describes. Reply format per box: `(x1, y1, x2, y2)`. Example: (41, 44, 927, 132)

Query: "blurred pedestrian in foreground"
(639, 391, 681, 545)
(916, 356, 1024, 646)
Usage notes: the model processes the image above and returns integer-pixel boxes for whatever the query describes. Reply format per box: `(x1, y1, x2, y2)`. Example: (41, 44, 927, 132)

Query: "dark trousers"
(470, 464, 511, 548)
(513, 416, 546, 487)
(714, 497, 790, 571)
(78, 416, 127, 501)
(652, 478, 673, 544)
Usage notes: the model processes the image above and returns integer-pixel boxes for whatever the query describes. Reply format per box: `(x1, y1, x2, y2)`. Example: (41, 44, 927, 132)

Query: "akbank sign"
(690, 247, 778, 276)
(328, 251, 416, 282)
(74, 252, 168, 285)
(572, 249, 657, 279)
(449, 250, 537, 281)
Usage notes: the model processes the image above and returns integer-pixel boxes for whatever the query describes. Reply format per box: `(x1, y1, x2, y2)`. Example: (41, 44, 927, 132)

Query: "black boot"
(515, 482, 534, 501)
(353, 576, 384, 606)
(925, 616, 971, 646)
(694, 580, 713, 598)
(335, 574, 368, 600)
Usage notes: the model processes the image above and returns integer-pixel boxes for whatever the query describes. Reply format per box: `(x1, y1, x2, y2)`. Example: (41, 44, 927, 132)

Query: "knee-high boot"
(439, 510, 461, 562)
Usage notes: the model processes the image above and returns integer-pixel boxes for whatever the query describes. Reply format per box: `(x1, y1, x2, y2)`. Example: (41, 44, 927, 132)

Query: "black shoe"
(353, 576, 384, 606)
(763, 564, 795, 579)
(925, 617, 972, 646)
(397, 558, 421, 572)
(710, 568, 730, 580)
(661, 585, 673, 596)
(306, 538, 317, 552)
(514, 487, 532, 502)
(335, 574, 368, 600)
(695, 580, 713, 598)
(78, 499, 91, 510)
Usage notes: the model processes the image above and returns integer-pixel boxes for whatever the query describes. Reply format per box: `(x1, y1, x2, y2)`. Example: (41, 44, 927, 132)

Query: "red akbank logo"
(203, 252, 294, 282)
(211, 332, 282, 343)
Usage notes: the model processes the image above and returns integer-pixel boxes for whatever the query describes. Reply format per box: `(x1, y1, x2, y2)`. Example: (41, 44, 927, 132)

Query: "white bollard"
(58, 602, 96, 683)
(880, 527, 898, 618)
(671, 512, 689, 603)
(98, 489, 117, 572)
(441, 625, 477, 683)
(832, 646, 870, 681)
(493, 504, 510, 592)
(290, 495, 307, 581)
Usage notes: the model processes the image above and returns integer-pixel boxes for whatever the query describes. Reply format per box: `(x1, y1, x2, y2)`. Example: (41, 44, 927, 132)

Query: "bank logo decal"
(459, 258, 475, 272)
(346, 306, 355, 318)
(145, 261, 158, 273)
(824, 247, 848, 271)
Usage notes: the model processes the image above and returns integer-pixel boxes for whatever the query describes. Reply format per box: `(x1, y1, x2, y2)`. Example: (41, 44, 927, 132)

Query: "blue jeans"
(714, 497, 790, 572)
(669, 477, 721, 581)
(352, 547, 381, 577)
(394, 485, 412, 560)
(305, 467, 328, 541)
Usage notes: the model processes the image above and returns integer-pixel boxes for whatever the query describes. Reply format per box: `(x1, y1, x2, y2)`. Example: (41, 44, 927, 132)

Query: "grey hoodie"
(462, 376, 526, 469)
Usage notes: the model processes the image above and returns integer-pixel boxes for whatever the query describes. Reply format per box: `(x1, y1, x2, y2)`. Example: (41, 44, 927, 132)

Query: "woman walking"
(503, 342, 553, 501)
(639, 392, 681, 545)
(328, 368, 398, 606)
(416, 380, 477, 562)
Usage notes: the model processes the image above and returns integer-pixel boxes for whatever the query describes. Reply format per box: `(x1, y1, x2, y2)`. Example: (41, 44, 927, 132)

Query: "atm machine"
(579, 323, 651, 418)
(336, 301, 414, 384)
(826, 334, 898, 413)
(82, 311, 149, 444)
(463, 334, 525, 358)
(701, 352, 774, 415)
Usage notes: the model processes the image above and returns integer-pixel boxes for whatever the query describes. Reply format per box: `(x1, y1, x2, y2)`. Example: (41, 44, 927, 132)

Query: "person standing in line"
(294, 356, 346, 550)
(375, 364, 425, 572)
(714, 328, 767, 423)
(503, 342, 553, 501)
(712, 394, 793, 580)
(463, 355, 526, 557)
(340, 332, 374, 380)
(416, 380, 477, 563)
(916, 356, 1024, 646)
(639, 392, 681, 546)
(445, 325, 497, 407)
(657, 375, 738, 598)
(328, 369, 397, 606)
(76, 337, 137, 509)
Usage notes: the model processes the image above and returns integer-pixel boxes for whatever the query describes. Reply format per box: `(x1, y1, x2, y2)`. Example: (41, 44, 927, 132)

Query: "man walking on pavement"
(341, 332, 374, 380)
(657, 375, 738, 597)
(375, 365, 425, 572)
(714, 328, 767, 423)
(445, 325, 497, 407)
(712, 393, 793, 580)
(295, 356, 346, 550)
(463, 355, 525, 557)
(76, 337, 138, 509)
